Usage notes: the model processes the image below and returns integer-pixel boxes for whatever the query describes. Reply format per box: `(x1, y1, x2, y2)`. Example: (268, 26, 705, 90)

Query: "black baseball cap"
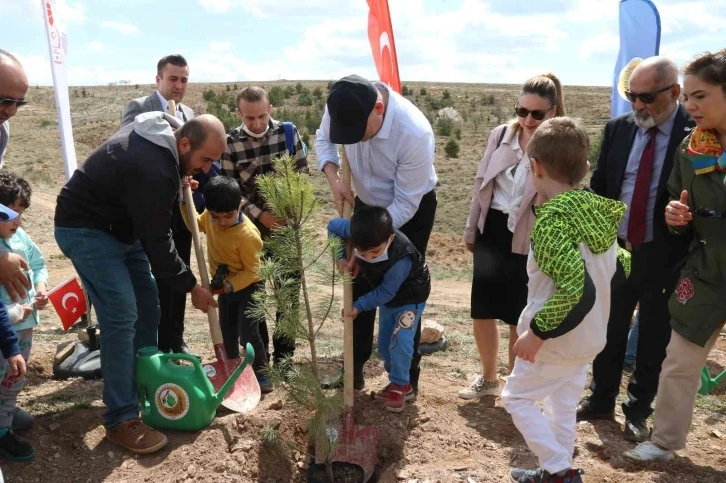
(326, 75, 379, 144)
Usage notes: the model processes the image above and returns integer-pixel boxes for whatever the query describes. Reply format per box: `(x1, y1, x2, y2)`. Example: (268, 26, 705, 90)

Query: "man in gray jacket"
(55, 113, 223, 454)
(121, 54, 193, 125)
(121, 54, 212, 358)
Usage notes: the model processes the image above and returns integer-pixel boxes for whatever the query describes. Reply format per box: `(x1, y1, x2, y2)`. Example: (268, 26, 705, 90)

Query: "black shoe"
(510, 468, 583, 483)
(576, 397, 615, 422)
(624, 418, 651, 442)
(353, 370, 365, 391)
(170, 343, 201, 361)
(0, 429, 35, 461)
(11, 408, 34, 431)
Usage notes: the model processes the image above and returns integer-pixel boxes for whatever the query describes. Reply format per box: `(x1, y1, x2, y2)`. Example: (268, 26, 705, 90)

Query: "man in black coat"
(579, 57, 694, 441)
(54, 113, 223, 454)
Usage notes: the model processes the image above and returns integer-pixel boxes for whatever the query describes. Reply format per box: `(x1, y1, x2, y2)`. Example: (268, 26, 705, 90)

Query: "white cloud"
(197, 0, 233, 14)
(578, 31, 619, 61)
(59, 1, 86, 25)
(101, 20, 140, 35)
(88, 41, 104, 53)
(208, 41, 232, 53)
(198, 0, 364, 16)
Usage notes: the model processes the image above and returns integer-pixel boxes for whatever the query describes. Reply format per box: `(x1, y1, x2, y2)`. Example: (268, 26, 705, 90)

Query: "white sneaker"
(623, 441, 674, 461)
(457, 375, 499, 399)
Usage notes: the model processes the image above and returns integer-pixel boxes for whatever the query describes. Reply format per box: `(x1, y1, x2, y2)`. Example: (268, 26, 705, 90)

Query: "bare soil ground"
(1, 82, 725, 482)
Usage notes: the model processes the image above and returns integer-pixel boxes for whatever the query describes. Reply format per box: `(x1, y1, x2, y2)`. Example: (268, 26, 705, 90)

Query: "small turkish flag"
(48, 277, 87, 331)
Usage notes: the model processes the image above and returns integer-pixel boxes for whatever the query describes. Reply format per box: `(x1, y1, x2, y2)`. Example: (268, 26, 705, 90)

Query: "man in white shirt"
(315, 74, 438, 393)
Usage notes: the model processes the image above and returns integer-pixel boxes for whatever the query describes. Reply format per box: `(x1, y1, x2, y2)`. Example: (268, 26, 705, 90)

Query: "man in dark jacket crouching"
(54, 113, 224, 454)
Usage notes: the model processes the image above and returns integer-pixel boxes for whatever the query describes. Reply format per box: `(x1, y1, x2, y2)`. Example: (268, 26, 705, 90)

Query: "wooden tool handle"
(183, 175, 224, 346)
(341, 148, 355, 408)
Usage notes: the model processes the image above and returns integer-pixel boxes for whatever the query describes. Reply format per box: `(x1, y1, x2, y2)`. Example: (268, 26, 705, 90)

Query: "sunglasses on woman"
(623, 84, 675, 104)
(514, 104, 553, 121)
(0, 98, 28, 108)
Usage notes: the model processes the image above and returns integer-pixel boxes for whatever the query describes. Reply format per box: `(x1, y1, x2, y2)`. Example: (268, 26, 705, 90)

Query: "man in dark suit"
(579, 57, 694, 441)
(121, 54, 217, 358)
(121, 54, 194, 126)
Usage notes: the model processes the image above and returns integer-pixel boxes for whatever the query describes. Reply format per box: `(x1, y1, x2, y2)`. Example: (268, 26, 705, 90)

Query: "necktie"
(627, 127, 658, 248)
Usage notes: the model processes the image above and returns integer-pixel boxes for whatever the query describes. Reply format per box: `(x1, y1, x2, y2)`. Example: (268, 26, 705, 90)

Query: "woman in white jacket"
(459, 73, 566, 399)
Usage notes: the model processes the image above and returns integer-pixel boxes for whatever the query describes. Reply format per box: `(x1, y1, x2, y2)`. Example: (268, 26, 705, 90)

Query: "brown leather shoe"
(105, 418, 168, 454)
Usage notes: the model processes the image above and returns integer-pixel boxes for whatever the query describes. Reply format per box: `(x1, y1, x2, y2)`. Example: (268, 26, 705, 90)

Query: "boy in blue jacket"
(0, 173, 49, 462)
(328, 206, 430, 413)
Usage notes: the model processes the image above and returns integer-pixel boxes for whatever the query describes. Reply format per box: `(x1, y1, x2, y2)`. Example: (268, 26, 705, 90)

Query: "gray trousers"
(0, 328, 32, 428)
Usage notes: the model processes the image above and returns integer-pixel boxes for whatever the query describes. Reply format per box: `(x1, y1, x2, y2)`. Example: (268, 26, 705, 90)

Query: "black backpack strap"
(496, 125, 507, 149)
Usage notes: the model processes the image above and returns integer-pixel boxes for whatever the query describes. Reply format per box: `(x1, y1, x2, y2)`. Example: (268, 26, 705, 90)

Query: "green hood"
(533, 189, 625, 255)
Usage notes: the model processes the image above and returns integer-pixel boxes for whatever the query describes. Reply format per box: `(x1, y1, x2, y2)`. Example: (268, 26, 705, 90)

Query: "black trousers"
(157, 205, 191, 352)
(588, 239, 676, 420)
(218, 281, 268, 372)
(352, 189, 437, 392)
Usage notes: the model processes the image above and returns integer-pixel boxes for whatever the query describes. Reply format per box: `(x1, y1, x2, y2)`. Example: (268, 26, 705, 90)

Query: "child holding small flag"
(0, 172, 48, 461)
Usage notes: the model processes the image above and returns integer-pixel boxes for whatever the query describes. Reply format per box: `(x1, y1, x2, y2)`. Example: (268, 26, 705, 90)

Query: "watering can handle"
(166, 352, 207, 369)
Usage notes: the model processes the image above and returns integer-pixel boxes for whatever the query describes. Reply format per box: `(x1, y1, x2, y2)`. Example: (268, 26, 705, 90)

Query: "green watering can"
(136, 343, 255, 431)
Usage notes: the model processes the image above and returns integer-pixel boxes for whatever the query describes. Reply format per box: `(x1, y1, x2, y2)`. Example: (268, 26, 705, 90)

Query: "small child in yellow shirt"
(181, 176, 272, 393)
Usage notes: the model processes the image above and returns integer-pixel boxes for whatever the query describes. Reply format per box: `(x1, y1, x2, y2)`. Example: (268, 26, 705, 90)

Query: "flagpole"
(382, 0, 400, 93)
(41, 0, 92, 328)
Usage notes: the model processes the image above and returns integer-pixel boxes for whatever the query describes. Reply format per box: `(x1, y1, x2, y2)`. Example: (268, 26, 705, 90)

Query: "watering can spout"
(214, 343, 255, 405)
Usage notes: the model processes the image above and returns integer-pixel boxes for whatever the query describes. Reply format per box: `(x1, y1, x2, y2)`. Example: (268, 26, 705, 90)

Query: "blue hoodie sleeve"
(353, 256, 412, 312)
(327, 219, 351, 260)
(0, 304, 20, 359)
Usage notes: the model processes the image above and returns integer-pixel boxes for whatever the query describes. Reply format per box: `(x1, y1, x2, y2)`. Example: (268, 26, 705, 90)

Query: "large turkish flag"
(367, 0, 401, 94)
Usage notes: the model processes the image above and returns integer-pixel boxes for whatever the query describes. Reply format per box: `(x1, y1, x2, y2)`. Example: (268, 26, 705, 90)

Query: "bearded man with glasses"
(580, 56, 695, 442)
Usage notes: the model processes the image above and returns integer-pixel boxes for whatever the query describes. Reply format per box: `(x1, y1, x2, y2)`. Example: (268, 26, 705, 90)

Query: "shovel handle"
(183, 183, 224, 347)
(341, 148, 354, 408)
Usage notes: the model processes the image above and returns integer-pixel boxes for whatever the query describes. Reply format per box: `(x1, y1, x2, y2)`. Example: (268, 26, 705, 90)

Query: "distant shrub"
(444, 138, 460, 158)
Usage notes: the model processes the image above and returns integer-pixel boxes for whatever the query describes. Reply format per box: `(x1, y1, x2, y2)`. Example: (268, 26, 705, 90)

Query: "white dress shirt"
(618, 105, 678, 242)
(315, 82, 438, 229)
(490, 132, 531, 232)
(155, 91, 185, 121)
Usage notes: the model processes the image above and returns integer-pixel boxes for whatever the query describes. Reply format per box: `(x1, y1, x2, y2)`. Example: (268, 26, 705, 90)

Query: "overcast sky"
(2, 0, 724, 87)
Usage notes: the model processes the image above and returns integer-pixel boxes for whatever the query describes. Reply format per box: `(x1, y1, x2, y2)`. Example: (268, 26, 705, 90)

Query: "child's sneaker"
(0, 429, 36, 461)
(257, 374, 275, 394)
(384, 384, 409, 413)
(374, 383, 415, 402)
(510, 468, 583, 483)
(623, 441, 674, 462)
(458, 375, 499, 399)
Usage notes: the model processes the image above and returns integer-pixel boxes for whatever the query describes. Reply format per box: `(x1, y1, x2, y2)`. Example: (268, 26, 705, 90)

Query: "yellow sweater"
(181, 208, 263, 292)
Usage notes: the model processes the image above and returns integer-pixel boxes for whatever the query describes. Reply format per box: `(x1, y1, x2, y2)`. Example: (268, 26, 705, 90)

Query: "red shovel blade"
(330, 408, 379, 482)
(203, 345, 261, 413)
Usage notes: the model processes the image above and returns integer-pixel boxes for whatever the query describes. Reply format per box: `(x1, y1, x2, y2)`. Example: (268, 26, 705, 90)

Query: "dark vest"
(359, 229, 430, 307)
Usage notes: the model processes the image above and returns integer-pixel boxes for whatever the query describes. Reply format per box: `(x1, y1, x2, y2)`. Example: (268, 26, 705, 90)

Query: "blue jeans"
(625, 311, 640, 366)
(55, 227, 160, 429)
(378, 303, 425, 387)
